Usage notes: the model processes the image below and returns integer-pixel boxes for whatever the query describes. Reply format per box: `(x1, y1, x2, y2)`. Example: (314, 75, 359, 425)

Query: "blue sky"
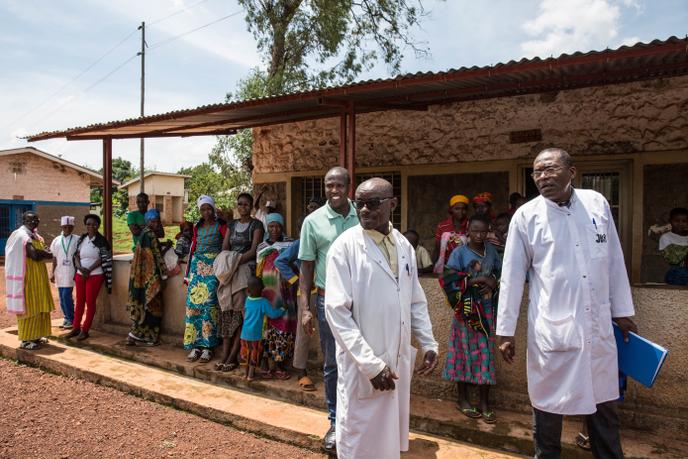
(1, 0, 686, 172)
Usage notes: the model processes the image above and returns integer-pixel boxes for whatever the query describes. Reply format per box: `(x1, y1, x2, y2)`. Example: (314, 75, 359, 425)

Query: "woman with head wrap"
(472, 192, 495, 221)
(214, 193, 264, 371)
(184, 195, 228, 362)
(126, 209, 168, 346)
(434, 194, 470, 273)
(255, 212, 295, 379)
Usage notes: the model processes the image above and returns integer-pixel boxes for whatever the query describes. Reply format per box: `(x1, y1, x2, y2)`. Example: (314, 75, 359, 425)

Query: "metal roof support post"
(339, 113, 347, 168)
(346, 103, 355, 197)
(102, 138, 113, 245)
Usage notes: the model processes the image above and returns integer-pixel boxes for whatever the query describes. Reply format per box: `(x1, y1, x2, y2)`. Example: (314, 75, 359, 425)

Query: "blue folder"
(613, 323, 668, 388)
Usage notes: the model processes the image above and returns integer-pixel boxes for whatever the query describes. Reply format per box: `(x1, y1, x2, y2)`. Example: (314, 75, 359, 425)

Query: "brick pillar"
(163, 195, 173, 225)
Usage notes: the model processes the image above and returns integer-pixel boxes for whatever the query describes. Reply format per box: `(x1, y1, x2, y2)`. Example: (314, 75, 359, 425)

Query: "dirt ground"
(0, 359, 323, 458)
(0, 266, 322, 458)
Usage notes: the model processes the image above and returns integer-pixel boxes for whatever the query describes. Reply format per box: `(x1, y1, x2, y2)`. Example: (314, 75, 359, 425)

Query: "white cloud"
(520, 0, 636, 58)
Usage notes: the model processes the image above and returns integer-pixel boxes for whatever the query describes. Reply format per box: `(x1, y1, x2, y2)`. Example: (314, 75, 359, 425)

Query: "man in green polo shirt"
(298, 166, 358, 454)
(126, 192, 149, 251)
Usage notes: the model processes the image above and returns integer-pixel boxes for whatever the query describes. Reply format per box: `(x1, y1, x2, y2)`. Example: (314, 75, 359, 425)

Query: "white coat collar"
(354, 225, 408, 284)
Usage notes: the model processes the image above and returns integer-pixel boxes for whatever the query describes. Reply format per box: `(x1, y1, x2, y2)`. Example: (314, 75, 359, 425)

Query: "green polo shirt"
(126, 210, 145, 251)
(298, 200, 359, 289)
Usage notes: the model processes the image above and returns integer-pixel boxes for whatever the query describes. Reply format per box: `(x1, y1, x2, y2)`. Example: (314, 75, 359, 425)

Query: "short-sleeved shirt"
(127, 211, 145, 251)
(298, 200, 359, 289)
(241, 296, 285, 341)
(415, 245, 433, 270)
(78, 236, 104, 276)
(50, 234, 78, 287)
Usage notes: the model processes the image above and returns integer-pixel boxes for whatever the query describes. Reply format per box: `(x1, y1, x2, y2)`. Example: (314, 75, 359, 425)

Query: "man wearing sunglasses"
(324, 177, 438, 458)
(298, 166, 359, 454)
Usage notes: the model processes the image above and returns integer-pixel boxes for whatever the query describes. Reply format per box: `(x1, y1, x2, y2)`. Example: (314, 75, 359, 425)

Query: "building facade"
(120, 172, 189, 225)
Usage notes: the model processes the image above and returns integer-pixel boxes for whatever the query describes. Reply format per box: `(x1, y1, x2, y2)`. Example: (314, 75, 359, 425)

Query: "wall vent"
(509, 129, 542, 144)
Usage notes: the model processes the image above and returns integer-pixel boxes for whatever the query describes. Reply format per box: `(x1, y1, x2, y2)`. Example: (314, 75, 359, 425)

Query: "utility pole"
(138, 21, 146, 193)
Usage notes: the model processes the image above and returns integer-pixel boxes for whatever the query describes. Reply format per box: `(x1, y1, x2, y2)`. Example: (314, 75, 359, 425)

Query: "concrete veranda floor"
(1, 320, 686, 458)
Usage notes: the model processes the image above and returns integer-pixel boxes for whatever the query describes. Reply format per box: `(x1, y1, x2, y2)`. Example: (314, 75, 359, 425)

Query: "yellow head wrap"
(449, 195, 470, 207)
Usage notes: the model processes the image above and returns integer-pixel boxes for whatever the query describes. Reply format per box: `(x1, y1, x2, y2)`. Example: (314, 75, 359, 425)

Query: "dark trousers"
(533, 401, 624, 459)
(316, 294, 337, 425)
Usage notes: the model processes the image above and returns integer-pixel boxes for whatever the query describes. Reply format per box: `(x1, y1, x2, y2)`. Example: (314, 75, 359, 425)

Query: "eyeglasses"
(353, 197, 394, 210)
(531, 166, 563, 179)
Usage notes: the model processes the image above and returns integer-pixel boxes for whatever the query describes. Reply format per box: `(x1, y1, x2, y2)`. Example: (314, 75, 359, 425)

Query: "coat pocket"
(357, 351, 392, 400)
(534, 314, 582, 352)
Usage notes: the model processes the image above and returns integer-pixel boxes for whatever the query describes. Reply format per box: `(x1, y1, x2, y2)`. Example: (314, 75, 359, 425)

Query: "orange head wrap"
(472, 192, 493, 204)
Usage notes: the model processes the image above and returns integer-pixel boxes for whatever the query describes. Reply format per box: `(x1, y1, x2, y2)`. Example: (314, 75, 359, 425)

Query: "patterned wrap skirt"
(183, 251, 219, 349)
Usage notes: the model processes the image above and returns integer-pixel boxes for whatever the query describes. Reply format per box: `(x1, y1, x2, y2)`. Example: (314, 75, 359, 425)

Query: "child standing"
(440, 214, 501, 423)
(50, 216, 78, 329)
(659, 207, 688, 285)
(174, 221, 193, 262)
(240, 276, 285, 381)
(403, 229, 434, 274)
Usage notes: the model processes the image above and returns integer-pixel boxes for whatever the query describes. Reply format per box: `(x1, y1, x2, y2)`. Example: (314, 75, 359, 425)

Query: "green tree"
(95, 157, 138, 217)
(211, 0, 434, 183)
(179, 162, 248, 222)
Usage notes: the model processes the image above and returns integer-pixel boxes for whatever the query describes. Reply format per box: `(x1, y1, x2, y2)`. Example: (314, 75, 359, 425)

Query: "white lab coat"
(50, 234, 77, 288)
(325, 225, 438, 459)
(496, 189, 635, 415)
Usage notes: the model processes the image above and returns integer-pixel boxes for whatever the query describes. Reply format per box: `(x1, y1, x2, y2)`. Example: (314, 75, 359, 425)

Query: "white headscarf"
(197, 194, 216, 211)
(60, 216, 75, 226)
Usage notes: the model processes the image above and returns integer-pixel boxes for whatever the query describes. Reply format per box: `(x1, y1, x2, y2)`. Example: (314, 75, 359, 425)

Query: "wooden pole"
(346, 103, 356, 197)
(103, 138, 113, 245)
(339, 113, 347, 167)
(138, 21, 146, 193)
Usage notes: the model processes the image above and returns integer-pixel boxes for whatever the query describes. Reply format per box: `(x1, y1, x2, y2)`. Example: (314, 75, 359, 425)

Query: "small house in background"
(0, 146, 116, 255)
(120, 172, 190, 225)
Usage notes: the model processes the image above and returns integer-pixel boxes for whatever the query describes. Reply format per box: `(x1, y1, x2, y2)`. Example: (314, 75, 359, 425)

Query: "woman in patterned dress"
(127, 209, 168, 346)
(184, 195, 227, 362)
(440, 214, 501, 424)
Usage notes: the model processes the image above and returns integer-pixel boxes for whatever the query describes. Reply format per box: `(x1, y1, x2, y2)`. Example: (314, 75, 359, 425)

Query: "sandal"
(576, 433, 591, 451)
(187, 349, 202, 362)
(19, 341, 41, 350)
(273, 370, 291, 380)
(214, 362, 225, 371)
(298, 376, 317, 392)
(222, 362, 239, 372)
(457, 405, 482, 419)
(126, 336, 137, 346)
(481, 409, 497, 424)
(260, 370, 274, 380)
(35, 337, 49, 344)
(64, 329, 81, 339)
(199, 349, 213, 363)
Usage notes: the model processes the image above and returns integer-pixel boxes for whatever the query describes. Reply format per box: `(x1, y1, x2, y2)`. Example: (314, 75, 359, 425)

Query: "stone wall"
(252, 75, 688, 173)
(0, 153, 91, 202)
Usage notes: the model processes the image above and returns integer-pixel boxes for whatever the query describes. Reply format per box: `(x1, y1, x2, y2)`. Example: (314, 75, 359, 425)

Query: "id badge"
(62, 259, 72, 266)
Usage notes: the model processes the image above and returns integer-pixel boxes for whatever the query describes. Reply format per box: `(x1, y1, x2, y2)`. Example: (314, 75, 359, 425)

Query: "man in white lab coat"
(325, 178, 439, 459)
(497, 148, 638, 459)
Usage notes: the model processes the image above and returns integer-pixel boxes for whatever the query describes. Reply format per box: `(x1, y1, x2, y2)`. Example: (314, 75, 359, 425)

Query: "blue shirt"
(274, 239, 300, 282)
(240, 296, 285, 341)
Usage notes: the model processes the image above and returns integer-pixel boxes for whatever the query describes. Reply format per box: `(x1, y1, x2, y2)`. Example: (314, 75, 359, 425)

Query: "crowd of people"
(8, 146, 684, 458)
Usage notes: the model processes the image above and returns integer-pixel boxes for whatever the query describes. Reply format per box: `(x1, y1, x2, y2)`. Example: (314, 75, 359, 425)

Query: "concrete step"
(3, 322, 687, 458)
(0, 325, 522, 459)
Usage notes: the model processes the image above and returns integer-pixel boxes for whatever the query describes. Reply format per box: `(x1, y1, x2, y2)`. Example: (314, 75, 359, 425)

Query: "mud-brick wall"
(35, 204, 90, 245)
(252, 76, 688, 174)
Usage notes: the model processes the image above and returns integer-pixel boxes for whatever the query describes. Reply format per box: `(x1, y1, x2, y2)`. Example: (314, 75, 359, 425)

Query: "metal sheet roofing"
(26, 36, 688, 142)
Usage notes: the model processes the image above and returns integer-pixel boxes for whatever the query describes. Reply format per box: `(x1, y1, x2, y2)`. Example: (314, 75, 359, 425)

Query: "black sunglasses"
(353, 197, 394, 210)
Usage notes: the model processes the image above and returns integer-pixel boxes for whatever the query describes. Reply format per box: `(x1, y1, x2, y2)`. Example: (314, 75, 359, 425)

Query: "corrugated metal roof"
(26, 36, 688, 142)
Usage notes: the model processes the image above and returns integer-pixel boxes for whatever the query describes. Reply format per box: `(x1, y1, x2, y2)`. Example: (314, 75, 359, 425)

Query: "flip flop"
(457, 405, 482, 419)
(576, 433, 591, 451)
(214, 362, 225, 371)
(19, 341, 41, 350)
(481, 410, 497, 424)
(199, 349, 213, 363)
(260, 370, 274, 380)
(298, 376, 317, 391)
(222, 363, 239, 372)
(273, 370, 291, 380)
(187, 349, 201, 362)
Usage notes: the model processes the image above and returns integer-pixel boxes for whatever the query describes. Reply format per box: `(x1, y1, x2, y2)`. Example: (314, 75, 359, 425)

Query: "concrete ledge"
(2, 322, 683, 458)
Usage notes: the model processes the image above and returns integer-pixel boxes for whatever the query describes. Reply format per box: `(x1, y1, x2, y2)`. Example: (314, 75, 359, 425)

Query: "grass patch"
(112, 215, 179, 254)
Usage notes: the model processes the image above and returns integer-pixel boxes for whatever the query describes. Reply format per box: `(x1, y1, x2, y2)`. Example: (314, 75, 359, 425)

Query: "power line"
(31, 54, 139, 127)
(148, 0, 212, 26)
(148, 10, 243, 51)
(7, 27, 139, 130)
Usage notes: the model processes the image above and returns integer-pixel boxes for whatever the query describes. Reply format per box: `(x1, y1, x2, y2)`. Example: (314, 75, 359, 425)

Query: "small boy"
(240, 276, 285, 381)
(403, 229, 433, 274)
(659, 207, 688, 285)
(487, 213, 511, 259)
(50, 216, 77, 329)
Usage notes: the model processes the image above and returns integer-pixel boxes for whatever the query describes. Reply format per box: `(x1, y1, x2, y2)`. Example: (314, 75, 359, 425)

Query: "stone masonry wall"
(0, 153, 91, 202)
(253, 75, 688, 173)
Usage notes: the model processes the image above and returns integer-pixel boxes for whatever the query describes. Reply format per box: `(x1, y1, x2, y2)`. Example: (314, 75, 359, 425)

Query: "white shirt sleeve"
(605, 200, 635, 318)
(409, 245, 438, 354)
(495, 210, 531, 337)
(324, 239, 387, 379)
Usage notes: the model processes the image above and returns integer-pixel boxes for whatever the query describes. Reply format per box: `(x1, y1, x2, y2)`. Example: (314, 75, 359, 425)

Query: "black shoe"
(322, 424, 336, 453)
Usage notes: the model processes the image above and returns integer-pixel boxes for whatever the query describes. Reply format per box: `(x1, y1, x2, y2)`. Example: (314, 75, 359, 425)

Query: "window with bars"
(355, 172, 402, 229)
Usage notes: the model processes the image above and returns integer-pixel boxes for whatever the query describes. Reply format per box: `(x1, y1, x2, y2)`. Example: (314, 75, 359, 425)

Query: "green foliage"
(178, 162, 249, 222)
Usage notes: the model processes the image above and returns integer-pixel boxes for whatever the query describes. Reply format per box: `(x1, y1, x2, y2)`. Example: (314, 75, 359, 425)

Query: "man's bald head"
(356, 177, 393, 197)
(325, 166, 350, 183)
(535, 148, 574, 168)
